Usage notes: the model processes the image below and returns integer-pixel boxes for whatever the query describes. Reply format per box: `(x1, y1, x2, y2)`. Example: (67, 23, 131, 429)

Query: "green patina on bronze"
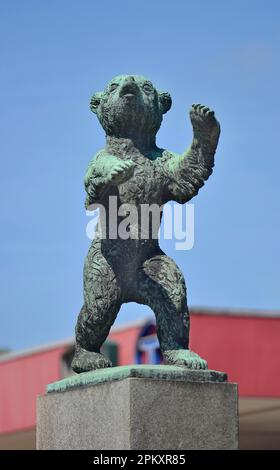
(48, 365, 227, 393)
(72, 75, 220, 373)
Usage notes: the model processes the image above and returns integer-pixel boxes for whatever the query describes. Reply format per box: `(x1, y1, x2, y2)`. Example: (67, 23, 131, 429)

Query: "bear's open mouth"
(119, 83, 139, 98)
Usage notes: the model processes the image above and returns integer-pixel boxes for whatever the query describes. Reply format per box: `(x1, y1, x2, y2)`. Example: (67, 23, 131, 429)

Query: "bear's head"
(90, 75, 171, 144)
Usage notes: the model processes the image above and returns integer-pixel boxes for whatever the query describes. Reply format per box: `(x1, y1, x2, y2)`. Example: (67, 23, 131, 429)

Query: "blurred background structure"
(1, 308, 280, 450)
(1, 0, 280, 450)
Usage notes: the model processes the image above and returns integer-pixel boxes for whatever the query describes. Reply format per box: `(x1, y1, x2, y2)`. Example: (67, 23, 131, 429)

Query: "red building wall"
(190, 313, 280, 397)
(0, 346, 65, 434)
(110, 325, 140, 365)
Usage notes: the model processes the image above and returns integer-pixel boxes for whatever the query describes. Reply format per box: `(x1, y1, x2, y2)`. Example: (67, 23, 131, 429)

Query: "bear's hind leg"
(137, 253, 207, 370)
(72, 244, 121, 373)
(72, 304, 120, 373)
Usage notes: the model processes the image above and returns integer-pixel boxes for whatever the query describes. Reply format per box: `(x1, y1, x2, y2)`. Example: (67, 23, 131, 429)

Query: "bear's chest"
(118, 158, 162, 205)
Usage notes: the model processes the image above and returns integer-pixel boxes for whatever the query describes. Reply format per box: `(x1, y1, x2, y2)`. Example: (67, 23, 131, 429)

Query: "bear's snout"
(119, 79, 140, 98)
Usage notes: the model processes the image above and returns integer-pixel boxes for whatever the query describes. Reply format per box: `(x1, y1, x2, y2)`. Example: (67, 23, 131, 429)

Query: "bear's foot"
(162, 349, 208, 370)
(71, 346, 112, 373)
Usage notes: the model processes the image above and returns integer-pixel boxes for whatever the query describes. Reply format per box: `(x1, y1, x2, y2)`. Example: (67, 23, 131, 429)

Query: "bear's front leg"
(85, 156, 135, 208)
(163, 104, 220, 205)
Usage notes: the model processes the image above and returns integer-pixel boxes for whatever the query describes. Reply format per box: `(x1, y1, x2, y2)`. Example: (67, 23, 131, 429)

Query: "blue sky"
(1, 0, 280, 350)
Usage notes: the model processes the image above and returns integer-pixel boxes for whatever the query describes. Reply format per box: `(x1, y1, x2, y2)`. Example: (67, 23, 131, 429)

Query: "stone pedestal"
(37, 365, 238, 450)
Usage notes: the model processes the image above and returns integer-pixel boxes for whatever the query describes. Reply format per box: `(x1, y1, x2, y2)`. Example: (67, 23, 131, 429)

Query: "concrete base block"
(37, 365, 238, 450)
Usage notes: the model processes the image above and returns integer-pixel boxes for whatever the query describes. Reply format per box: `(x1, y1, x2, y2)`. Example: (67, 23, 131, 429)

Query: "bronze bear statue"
(72, 75, 220, 373)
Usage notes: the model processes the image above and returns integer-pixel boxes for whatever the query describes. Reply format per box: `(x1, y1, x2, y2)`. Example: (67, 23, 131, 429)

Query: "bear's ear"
(158, 91, 172, 114)
(90, 92, 103, 114)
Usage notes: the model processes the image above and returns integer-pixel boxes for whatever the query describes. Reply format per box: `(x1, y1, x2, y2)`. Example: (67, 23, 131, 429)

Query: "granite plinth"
(37, 365, 238, 450)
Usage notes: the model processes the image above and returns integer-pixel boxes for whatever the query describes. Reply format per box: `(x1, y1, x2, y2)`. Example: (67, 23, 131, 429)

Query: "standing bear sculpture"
(72, 75, 220, 373)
